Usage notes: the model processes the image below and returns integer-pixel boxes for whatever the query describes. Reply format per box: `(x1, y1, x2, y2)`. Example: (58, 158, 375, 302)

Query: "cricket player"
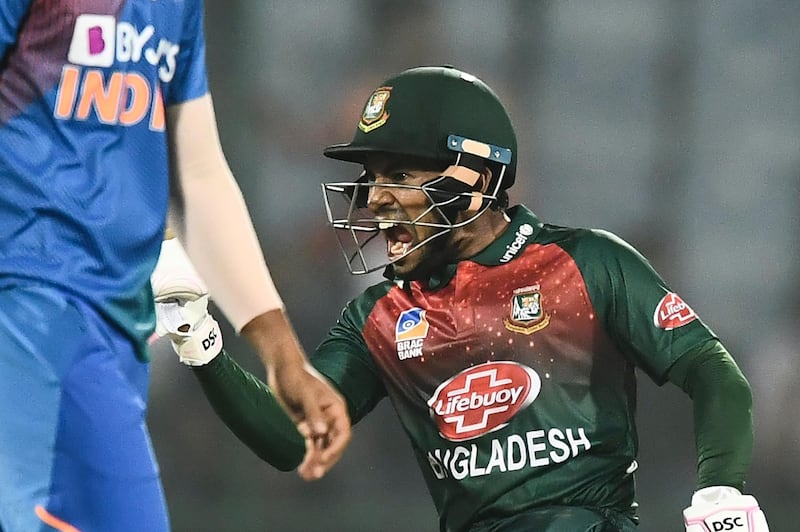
(0, 2, 348, 531)
(153, 66, 768, 531)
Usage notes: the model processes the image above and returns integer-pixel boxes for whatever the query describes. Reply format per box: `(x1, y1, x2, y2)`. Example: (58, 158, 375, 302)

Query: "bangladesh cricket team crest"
(503, 284, 550, 335)
(358, 86, 391, 133)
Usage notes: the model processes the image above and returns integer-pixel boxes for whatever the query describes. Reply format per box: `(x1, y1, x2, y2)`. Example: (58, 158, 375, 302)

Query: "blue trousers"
(0, 284, 169, 532)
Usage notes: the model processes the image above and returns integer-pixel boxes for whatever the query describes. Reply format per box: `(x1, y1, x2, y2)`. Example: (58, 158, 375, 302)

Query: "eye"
(388, 171, 410, 183)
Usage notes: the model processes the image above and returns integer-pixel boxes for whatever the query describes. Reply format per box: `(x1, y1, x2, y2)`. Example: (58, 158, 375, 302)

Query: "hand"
(241, 310, 352, 481)
(151, 238, 223, 365)
(267, 362, 352, 481)
(684, 486, 769, 532)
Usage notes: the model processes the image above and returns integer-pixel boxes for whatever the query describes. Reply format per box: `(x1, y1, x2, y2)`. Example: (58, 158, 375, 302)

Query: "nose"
(366, 178, 395, 212)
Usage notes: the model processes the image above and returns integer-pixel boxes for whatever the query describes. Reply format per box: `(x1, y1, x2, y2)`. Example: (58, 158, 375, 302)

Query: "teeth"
(378, 221, 397, 230)
(388, 241, 410, 257)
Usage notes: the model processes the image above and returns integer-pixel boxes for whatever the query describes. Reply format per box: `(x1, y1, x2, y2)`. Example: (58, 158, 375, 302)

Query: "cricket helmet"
(322, 66, 517, 275)
(324, 65, 517, 187)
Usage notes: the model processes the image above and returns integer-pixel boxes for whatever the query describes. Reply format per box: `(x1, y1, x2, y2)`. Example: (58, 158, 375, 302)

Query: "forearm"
(668, 340, 754, 490)
(167, 95, 284, 333)
(192, 350, 305, 471)
(240, 308, 306, 371)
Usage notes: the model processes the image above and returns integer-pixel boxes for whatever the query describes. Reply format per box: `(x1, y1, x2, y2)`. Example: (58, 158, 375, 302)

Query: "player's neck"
(450, 209, 509, 261)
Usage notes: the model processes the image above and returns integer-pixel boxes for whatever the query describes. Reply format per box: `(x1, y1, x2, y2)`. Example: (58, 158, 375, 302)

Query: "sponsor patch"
(396, 307, 429, 341)
(499, 223, 534, 263)
(428, 361, 541, 442)
(653, 292, 697, 330)
(59, 14, 179, 131)
(503, 284, 550, 335)
(395, 307, 428, 360)
(68, 14, 116, 67)
(358, 86, 392, 133)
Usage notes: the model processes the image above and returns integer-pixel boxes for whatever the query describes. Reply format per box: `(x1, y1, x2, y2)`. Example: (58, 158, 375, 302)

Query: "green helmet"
(324, 65, 517, 188)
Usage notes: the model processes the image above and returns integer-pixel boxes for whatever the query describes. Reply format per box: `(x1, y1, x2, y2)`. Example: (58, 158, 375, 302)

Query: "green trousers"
(469, 506, 638, 532)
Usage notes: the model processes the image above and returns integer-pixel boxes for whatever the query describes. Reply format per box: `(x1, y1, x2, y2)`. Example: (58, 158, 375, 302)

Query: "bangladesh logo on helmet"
(428, 361, 541, 442)
(358, 86, 392, 133)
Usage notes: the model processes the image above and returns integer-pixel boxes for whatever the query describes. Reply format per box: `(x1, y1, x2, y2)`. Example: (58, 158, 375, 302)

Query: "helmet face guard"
(322, 136, 511, 275)
(321, 67, 517, 275)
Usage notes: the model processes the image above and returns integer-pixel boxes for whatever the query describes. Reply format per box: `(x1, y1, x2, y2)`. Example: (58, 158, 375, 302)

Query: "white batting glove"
(151, 238, 222, 366)
(684, 486, 769, 532)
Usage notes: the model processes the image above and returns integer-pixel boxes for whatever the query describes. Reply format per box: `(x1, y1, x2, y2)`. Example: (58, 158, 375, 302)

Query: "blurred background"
(149, 1, 800, 530)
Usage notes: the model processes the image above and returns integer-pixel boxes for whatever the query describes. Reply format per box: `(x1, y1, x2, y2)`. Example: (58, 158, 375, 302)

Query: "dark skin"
(363, 153, 510, 280)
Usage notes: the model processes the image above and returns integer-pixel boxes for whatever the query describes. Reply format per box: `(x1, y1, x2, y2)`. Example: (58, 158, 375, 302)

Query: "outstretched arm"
(193, 351, 306, 472)
(151, 227, 350, 479)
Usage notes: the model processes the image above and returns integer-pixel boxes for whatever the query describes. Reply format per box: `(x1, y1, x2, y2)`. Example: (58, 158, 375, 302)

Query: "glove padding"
(152, 238, 222, 366)
(684, 486, 769, 532)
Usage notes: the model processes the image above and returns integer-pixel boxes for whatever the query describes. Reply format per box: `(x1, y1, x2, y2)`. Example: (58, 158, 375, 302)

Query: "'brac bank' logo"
(428, 361, 541, 442)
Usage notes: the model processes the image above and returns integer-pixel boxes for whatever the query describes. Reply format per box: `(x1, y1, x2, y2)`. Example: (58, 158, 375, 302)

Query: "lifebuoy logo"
(653, 292, 697, 330)
(55, 14, 181, 131)
(428, 361, 541, 442)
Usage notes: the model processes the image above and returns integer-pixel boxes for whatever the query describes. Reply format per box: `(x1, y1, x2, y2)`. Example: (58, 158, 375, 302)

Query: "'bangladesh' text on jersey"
(0, 1, 209, 357)
(313, 205, 713, 532)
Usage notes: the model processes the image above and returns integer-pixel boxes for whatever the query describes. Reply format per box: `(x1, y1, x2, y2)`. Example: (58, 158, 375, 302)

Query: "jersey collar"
(470, 205, 542, 266)
(383, 205, 542, 289)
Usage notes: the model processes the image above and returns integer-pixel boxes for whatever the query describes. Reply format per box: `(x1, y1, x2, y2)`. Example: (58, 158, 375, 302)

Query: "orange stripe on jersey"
(35, 505, 82, 532)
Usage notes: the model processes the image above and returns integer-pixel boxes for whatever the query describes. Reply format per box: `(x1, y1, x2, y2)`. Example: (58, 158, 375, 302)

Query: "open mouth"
(378, 221, 414, 259)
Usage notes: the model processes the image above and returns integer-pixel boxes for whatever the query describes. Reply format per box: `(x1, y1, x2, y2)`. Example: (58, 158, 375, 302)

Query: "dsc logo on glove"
(202, 329, 218, 351)
(708, 513, 746, 531)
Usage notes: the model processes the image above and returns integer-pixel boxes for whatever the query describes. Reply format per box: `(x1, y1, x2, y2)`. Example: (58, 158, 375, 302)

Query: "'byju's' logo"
(68, 15, 115, 67)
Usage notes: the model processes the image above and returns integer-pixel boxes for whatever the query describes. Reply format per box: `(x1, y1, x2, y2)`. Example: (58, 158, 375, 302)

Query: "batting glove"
(683, 486, 769, 532)
(151, 238, 222, 366)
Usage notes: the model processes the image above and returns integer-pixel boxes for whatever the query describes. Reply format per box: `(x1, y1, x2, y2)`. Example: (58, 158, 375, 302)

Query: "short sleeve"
(162, 0, 208, 106)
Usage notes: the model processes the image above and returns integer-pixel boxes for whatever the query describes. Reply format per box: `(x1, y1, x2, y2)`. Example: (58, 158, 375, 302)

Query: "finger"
(297, 437, 326, 481)
(315, 403, 351, 465)
(301, 400, 330, 438)
(297, 404, 351, 481)
(295, 420, 312, 439)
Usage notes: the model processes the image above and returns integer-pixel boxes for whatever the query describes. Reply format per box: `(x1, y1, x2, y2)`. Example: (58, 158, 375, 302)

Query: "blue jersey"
(0, 0, 209, 357)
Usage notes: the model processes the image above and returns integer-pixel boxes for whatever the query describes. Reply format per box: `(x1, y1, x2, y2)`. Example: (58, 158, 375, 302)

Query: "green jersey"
(311, 205, 716, 532)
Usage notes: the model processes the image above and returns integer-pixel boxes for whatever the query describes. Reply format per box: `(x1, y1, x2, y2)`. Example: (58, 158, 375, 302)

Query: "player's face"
(363, 155, 451, 278)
